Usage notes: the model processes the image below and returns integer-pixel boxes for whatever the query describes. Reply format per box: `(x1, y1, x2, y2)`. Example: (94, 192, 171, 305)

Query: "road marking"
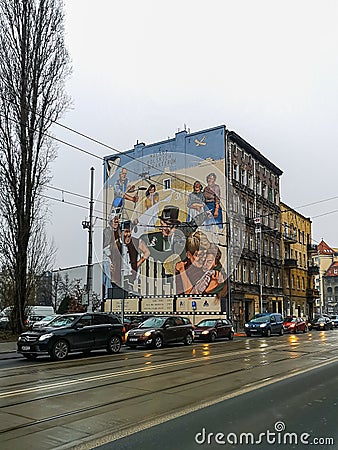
(75, 357, 338, 450)
(0, 342, 295, 399)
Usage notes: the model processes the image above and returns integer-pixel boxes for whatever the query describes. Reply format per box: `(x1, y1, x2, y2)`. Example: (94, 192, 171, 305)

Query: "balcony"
(306, 288, 320, 299)
(307, 244, 318, 253)
(283, 232, 297, 243)
(308, 265, 319, 276)
(284, 258, 298, 268)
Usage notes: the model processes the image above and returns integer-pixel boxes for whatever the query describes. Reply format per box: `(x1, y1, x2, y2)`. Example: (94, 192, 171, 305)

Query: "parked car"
(31, 315, 58, 330)
(330, 314, 338, 328)
(193, 319, 234, 342)
(244, 313, 284, 337)
(126, 315, 194, 349)
(283, 316, 307, 333)
(17, 312, 123, 361)
(308, 316, 333, 331)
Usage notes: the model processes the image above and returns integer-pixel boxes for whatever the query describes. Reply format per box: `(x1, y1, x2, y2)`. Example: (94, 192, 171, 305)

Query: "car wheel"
(107, 335, 122, 354)
(303, 326, 307, 333)
(266, 328, 271, 337)
(279, 327, 284, 336)
(153, 335, 163, 349)
(24, 353, 37, 361)
(50, 339, 69, 361)
(184, 333, 193, 345)
(294, 327, 298, 334)
(209, 332, 216, 342)
(228, 331, 234, 340)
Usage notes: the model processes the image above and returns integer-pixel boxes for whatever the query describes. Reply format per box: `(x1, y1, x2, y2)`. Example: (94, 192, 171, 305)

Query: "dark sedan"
(126, 316, 194, 349)
(193, 319, 234, 342)
(308, 316, 334, 331)
(17, 313, 123, 360)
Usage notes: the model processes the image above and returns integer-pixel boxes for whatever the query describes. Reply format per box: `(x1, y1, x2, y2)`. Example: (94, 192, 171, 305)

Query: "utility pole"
(82, 167, 95, 312)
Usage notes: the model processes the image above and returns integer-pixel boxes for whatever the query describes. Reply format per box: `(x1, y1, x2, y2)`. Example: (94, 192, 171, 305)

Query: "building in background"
(313, 240, 338, 314)
(280, 202, 319, 319)
(323, 261, 338, 314)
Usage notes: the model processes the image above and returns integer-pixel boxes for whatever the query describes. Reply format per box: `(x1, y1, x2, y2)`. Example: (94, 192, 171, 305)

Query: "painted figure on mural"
(187, 180, 206, 222)
(138, 206, 186, 266)
(112, 167, 138, 213)
(144, 184, 159, 210)
(204, 172, 223, 229)
(175, 231, 210, 294)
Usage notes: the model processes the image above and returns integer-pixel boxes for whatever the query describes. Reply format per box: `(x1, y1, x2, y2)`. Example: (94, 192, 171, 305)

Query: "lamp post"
(82, 167, 95, 312)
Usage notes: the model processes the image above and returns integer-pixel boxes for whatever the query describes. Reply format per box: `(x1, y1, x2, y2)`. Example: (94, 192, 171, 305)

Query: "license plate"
(129, 338, 138, 342)
(22, 346, 31, 351)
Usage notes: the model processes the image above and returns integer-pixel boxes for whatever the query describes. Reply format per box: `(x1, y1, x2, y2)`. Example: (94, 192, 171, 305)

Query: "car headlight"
(125, 331, 129, 339)
(244, 323, 249, 327)
(320, 323, 324, 327)
(144, 330, 154, 337)
(260, 323, 267, 328)
(38, 333, 53, 341)
(202, 330, 210, 334)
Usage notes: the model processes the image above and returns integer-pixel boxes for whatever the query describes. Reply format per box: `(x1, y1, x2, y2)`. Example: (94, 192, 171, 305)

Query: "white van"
(27, 306, 55, 316)
(27, 306, 55, 327)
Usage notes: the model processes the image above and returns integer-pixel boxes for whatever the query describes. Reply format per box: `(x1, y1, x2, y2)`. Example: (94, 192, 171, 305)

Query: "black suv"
(244, 313, 284, 337)
(126, 315, 194, 349)
(17, 313, 123, 361)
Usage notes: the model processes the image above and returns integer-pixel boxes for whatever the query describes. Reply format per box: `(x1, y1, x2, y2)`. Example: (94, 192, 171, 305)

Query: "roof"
(318, 240, 335, 255)
(324, 261, 338, 277)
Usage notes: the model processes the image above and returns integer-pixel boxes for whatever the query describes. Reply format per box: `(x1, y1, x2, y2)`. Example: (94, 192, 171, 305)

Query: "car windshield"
(139, 317, 166, 328)
(48, 316, 77, 327)
(39, 315, 55, 322)
(284, 317, 296, 323)
(196, 320, 217, 327)
(250, 316, 269, 324)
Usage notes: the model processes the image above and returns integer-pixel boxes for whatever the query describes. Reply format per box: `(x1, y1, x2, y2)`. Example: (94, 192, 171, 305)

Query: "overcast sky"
(48, 0, 338, 269)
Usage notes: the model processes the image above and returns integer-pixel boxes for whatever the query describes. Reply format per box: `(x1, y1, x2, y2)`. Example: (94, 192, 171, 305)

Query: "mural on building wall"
(102, 128, 245, 301)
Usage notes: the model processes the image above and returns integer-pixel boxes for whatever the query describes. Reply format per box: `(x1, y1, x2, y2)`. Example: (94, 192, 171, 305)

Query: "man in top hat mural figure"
(138, 205, 187, 267)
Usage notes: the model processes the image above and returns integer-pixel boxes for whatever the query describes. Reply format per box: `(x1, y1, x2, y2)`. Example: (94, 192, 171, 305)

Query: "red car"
(283, 316, 307, 333)
(193, 319, 234, 342)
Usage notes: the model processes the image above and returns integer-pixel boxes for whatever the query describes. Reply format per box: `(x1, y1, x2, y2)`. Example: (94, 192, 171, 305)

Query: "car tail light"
(122, 325, 126, 334)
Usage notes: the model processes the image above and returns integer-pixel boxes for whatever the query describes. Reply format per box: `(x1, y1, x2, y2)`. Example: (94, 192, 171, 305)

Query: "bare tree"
(0, 0, 71, 333)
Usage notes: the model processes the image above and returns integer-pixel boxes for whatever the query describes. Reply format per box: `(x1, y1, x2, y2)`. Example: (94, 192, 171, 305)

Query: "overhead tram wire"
(3, 103, 338, 227)
(0, 99, 230, 206)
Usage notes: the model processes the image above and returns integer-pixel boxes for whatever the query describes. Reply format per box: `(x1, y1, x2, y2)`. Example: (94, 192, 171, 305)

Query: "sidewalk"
(0, 340, 17, 353)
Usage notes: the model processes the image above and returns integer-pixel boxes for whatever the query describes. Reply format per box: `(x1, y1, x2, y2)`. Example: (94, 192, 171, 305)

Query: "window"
(247, 172, 253, 189)
(234, 266, 239, 281)
(276, 243, 280, 259)
(256, 180, 261, 195)
(163, 179, 171, 190)
(249, 234, 254, 251)
(248, 202, 253, 218)
(233, 194, 239, 213)
(277, 272, 281, 288)
(242, 264, 247, 283)
(297, 276, 300, 290)
(262, 183, 267, 199)
(270, 241, 274, 258)
(250, 267, 254, 284)
(302, 277, 305, 290)
(233, 163, 239, 181)
(240, 167, 247, 185)
(271, 271, 275, 287)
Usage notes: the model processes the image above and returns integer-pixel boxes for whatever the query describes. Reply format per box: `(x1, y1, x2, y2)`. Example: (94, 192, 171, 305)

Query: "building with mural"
(102, 125, 291, 322)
